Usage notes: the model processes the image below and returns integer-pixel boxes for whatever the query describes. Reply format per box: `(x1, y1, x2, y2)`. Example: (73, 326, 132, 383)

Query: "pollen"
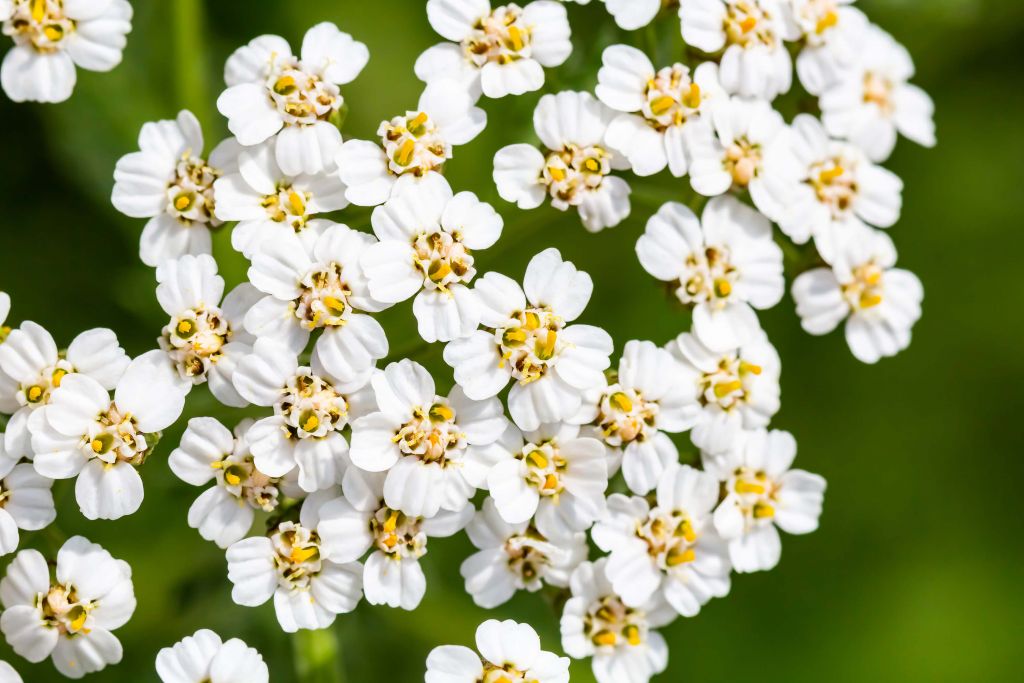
(507, 25, 525, 51)
(273, 75, 298, 95)
(290, 545, 319, 564)
(736, 480, 766, 495)
(43, 24, 63, 42)
(535, 329, 557, 361)
(609, 392, 633, 413)
(819, 165, 845, 183)
(592, 630, 617, 647)
(623, 624, 642, 646)
(428, 403, 454, 422)
(682, 83, 702, 109)
(816, 10, 839, 34)
(26, 385, 44, 403)
(713, 380, 743, 398)
(288, 191, 306, 216)
(753, 502, 775, 519)
(740, 16, 757, 32)
(547, 165, 566, 182)
(527, 450, 549, 469)
(52, 368, 67, 387)
(650, 96, 676, 116)
(859, 292, 883, 308)
(714, 278, 732, 298)
(395, 138, 417, 166)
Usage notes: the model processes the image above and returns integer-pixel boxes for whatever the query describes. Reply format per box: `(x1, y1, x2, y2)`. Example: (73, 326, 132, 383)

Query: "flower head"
(427, 618, 570, 683)
(156, 629, 268, 683)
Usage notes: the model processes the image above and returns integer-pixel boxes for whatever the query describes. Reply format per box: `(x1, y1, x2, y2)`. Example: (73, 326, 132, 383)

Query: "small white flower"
(560, 558, 676, 683)
(418, 0, 572, 100)
(156, 629, 268, 683)
(361, 174, 502, 342)
(0, 463, 55, 556)
(792, 228, 922, 363)
(444, 248, 613, 431)
(318, 468, 472, 610)
(0, 321, 129, 460)
(426, 618, 570, 683)
(336, 80, 486, 207)
(636, 197, 784, 352)
(169, 417, 302, 548)
(218, 22, 369, 175)
(0, 536, 135, 678)
(232, 339, 377, 493)
(29, 350, 187, 520)
(668, 329, 781, 455)
(111, 110, 241, 267)
(484, 422, 608, 539)
(819, 23, 935, 162)
(597, 0, 662, 30)
(349, 359, 509, 518)
(702, 428, 826, 572)
(685, 96, 791, 221)
(1, 0, 132, 103)
(494, 91, 632, 232)
(680, 0, 799, 100)
(156, 254, 261, 407)
(0, 660, 20, 682)
(461, 497, 587, 608)
(596, 45, 726, 177)
(214, 138, 348, 259)
(226, 492, 363, 633)
(244, 222, 390, 379)
(788, 0, 869, 95)
(570, 340, 698, 495)
(592, 464, 731, 616)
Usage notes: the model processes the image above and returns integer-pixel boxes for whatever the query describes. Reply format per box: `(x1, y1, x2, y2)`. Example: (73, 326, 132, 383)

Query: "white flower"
(484, 422, 608, 538)
(702, 428, 826, 572)
(29, 350, 187, 520)
(426, 619, 570, 683)
(570, 340, 697, 495)
(111, 110, 241, 267)
(244, 223, 390, 379)
(361, 174, 502, 342)
(156, 254, 260, 407)
(0, 660, 20, 682)
(418, 0, 572, 100)
(168, 417, 302, 548)
(792, 228, 922, 363)
(596, 45, 726, 177)
(214, 137, 348, 259)
(494, 91, 632, 232)
(0, 536, 135, 678)
(636, 197, 784, 352)
(597, 0, 661, 30)
(560, 558, 676, 683)
(680, 0, 799, 100)
(592, 464, 731, 617)
(349, 359, 509, 518)
(156, 629, 268, 683)
(225, 492, 363, 632)
(444, 248, 613, 431)
(1, 0, 132, 103)
(232, 339, 377, 493)
(819, 23, 935, 162)
(685, 96, 791, 221)
(461, 497, 587, 608)
(788, 0, 868, 95)
(668, 329, 781, 454)
(218, 22, 369, 175)
(318, 468, 472, 610)
(336, 80, 486, 207)
(0, 463, 55, 556)
(0, 321, 129, 460)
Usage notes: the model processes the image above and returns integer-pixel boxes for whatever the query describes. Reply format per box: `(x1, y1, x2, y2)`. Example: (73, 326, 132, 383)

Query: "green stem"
(294, 628, 344, 683)
(171, 0, 213, 132)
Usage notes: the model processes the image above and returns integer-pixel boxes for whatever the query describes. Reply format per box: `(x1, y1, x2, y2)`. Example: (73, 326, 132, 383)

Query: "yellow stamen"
(527, 450, 549, 469)
(428, 260, 452, 283)
(593, 631, 617, 647)
(395, 138, 416, 166)
(739, 362, 762, 376)
(623, 624, 642, 646)
(753, 502, 775, 519)
(609, 392, 633, 413)
(26, 385, 44, 403)
(713, 380, 742, 398)
(384, 510, 400, 533)
(682, 83, 702, 109)
(859, 292, 883, 308)
(69, 609, 88, 633)
(288, 191, 306, 216)
(736, 480, 766, 495)
(51, 368, 67, 387)
(508, 25, 525, 51)
(176, 319, 195, 337)
(714, 278, 732, 298)
(503, 328, 527, 346)
(225, 472, 242, 486)
(43, 24, 63, 42)
(740, 17, 757, 33)
(429, 403, 454, 422)
(543, 473, 559, 491)
(819, 165, 845, 183)
(816, 10, 839, 34)
(302, 414, 320, 432)
(290, 545, 319, 563)
(322, 295, 346, 317)
(174, 194, 193, 211)
(273, 75, 297, 95)
(667, 547, 696, 567)
(650, 96, 676, 116)
(547, 165, 566, 182)
(31, 0, 46, 22)
(90, 439, 104, 454)
(536, 329, 557, 361)
(678, 519, 697, 544)
(524, 312, 541, 330)
(584, 157, 601, 173)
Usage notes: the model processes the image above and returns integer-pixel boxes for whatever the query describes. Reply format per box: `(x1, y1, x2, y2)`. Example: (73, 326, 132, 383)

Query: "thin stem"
(171, 0, 214, 132)
(293, 628, 345, 683)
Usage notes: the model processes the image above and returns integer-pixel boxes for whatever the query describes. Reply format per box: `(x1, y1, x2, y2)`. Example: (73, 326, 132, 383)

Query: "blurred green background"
(1, 0, 1021, 681)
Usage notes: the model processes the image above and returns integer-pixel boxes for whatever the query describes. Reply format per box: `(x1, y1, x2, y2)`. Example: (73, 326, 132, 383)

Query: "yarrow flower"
(585, 0, 662, 31)
(0, 463, 55, 556)
(0, 536, 135, 678)
(426, 618, 570, 683)
(444, 248, 613, 431)
(788, 0, 869, 95)
(218, 22, 369, 175)
(419, 0, 572, 100)
(111, 110, 240, 267)
(0, 660, 20, 682)
(0, 0, 132, 103)
(156, 629, 268, 683)
(494, 91, 632, 232)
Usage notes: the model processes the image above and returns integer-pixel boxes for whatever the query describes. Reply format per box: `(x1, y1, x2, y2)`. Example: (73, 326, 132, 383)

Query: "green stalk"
(171, 0, 214, 131)
(294, 629, 345, 683)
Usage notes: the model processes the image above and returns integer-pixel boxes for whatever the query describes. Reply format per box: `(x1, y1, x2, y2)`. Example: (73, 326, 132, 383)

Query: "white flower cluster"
(0, 0, 935, 680)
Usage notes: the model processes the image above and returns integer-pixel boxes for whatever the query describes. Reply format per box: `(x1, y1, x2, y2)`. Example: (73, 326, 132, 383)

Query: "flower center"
(4, 0, 75, 53)
(393, 402, 465, 465)
(585, 595, 647, 650)
(413, 231, 475, 292)
(793, 0, 840, 43)
(379, 110, 450, 177)
(271, 523, 322, 589)
(40, 584, 93, 636)
(863, 71, 895, 115)
(723, 1, 778, 49)
(728, 466, 779, 525)
(161, 307, 230, 381)
(841, 261, 885, 311)
(504, 529, 555, 585)
(698, 356, 762, 411)
(482, 664, 530, 683)
(519, 442, 566, 497)
(637, 508, 700, 570)
(677, 246, 738, 309)
(266, 61, 342, 125)
(293, 263, 352, 329)
(370, 507, 426, 559)
(84, 403, 150, 466)
(642, 64, 703, 130)
(462, 4, 533, 68)
(596, 387, 660, 446)
(808, 155, 858, 217)
(277, 370, 348, 439)
(211, 454, 281, 512)
(495, 308, 564, 383)
(724, 137, 761, 187)
(542, 144, 611, 207)
(18, 361, 72, 408)
(261, 184, 311, 232)
(168, 154, 220, 226)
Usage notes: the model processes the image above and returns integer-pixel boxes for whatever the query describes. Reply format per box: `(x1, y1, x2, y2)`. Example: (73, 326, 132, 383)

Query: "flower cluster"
(0, 0, 934, 680)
